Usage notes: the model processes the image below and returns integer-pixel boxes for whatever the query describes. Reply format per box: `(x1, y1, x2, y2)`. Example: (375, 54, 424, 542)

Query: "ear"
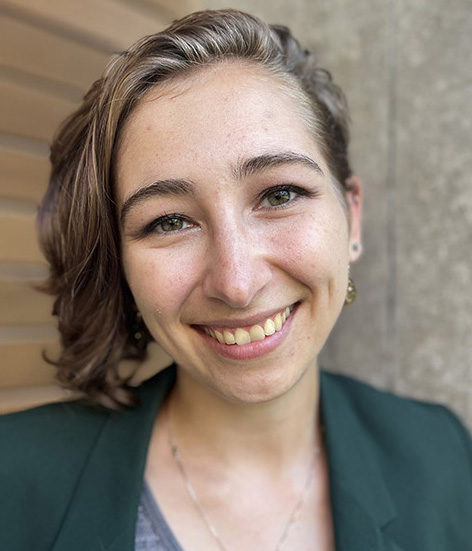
(345, 175, 362, 264)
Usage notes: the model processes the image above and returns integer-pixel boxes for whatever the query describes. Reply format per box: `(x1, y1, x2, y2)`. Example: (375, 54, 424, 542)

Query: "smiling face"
(115, 62, 361, 404)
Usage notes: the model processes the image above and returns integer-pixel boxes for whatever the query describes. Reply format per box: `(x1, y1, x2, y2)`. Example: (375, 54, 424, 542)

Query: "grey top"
(135, 482, 184, 551)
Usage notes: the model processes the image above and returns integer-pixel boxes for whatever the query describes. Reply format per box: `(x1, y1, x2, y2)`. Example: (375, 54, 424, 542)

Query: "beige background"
(1, 0, 471, 432)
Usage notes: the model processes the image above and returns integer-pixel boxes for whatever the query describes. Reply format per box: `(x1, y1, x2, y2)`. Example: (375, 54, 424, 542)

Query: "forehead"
(115, 62, 327, 190)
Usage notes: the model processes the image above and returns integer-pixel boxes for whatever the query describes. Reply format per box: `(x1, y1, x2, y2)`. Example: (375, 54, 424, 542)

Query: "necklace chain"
(167, 407, 320, 551)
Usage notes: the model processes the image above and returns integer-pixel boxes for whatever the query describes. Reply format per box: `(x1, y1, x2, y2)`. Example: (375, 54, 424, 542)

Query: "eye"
(259, 185, 314, 209)
(264, 188, 293, 206)
(159, 216, 187, 232)
(139, 213, 193, 237)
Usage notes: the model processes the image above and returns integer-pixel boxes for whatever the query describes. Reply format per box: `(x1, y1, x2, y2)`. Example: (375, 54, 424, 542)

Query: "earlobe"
(345, 175, 362, 263)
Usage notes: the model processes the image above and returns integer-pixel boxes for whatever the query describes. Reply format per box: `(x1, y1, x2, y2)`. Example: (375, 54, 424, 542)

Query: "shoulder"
(0, 370, 172, 551)
(0, 399, 112, 497)
(321, 370, 472, 457)
(321, 371, 472, 546)
(321, 370, 472, 504)
(0, 365, 175, 458)
(0, 366, 174, 490)
(0, 400, 112, 550)
(0, 398, 111, 459)
(322, 372, 470, 444)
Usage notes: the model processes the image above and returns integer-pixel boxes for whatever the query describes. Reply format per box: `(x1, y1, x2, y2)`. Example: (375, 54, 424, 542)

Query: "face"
(115, 63, 361, 404)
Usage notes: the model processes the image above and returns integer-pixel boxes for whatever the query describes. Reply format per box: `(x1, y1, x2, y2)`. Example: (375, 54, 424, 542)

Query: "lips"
(200, 305, 294, 346)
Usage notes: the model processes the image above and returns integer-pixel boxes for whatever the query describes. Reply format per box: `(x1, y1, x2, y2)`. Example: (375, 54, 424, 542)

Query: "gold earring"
(345, 277, 357, 306)
(132, 311, 148, 351)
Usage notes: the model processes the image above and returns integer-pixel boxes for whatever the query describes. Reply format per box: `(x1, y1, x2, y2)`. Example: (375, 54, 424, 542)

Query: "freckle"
(146, 125, 151, 131)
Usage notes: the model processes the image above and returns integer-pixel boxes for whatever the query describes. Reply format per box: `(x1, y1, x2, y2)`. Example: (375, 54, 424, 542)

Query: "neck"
(168, 363, 321, 472)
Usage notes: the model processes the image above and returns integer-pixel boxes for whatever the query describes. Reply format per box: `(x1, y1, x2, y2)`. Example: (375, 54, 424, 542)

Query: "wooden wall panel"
(1, 14, 109, 90)
(0, 81, 78, 142)
(144, 0, 205, 17)
(0, 148, 49, 203)
(0, 0, 200, 413)
(0, 340, 59, 387)
(0, 279, 53, 325)
(0, 212, 43, 263)
(1, 0, 169, 51)
(1, 385, 75, 413)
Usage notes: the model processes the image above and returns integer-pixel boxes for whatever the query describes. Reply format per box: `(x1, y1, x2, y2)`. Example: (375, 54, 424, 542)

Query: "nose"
(202, 221, 272, 309)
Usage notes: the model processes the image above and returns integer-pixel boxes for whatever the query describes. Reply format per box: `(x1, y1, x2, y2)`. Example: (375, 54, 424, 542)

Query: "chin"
(203, 358, 317, 406)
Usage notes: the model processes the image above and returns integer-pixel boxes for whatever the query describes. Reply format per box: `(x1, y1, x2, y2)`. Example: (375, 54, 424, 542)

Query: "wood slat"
(0, 211, 44, 263)
(0, 384, 76, 414)
(0, 262, 48, 280)
(0, 0, 180, 412)
(143, 0, 204, 18)
(0, 147, 49, 202)
(0, 14, 109, 91)
(0, 279, 53, 325)
(1, 0, 170, 52)
(0, 339, 59, 388)
(0, 81, 77, 142)
(0, 343, 173, 411)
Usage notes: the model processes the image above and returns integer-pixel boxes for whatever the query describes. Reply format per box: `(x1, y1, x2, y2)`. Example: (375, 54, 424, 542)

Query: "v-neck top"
(135, 481, 184, 551)
(2, 366, 472, 551)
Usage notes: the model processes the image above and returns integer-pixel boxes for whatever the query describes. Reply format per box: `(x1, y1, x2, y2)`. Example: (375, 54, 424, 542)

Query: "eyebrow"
(235, 152, 323, 180)
(120, 179, 194, 225)
(120, 151, 323, 225)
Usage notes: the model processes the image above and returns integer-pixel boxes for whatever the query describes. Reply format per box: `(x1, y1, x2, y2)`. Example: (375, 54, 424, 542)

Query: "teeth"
(274, 313, 282, 331)
(249, 325, 265, 342)
(281, 307, 290, 323)
(204, 305, 294, 346)
(214, 330, 225, 344)
(263, 319, 275, 336)
(223, 330, 236, 344)
(235, 328, 251, 345)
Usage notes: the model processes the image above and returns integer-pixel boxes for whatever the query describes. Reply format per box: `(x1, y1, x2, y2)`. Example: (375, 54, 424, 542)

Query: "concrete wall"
(205, 0, 472, 430)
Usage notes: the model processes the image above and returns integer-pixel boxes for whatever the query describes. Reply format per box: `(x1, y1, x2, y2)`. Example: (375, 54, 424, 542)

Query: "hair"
(38, 9, 352, 408)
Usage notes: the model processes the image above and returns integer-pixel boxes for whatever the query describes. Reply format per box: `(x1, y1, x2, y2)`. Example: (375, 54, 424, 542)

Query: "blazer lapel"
(320, 372, 406, 551)
(51, 367, 175, 551)
(51, 367, 406, 551)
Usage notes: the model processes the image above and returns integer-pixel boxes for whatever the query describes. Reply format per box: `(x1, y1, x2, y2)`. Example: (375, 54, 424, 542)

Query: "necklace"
(167, 407, 321, 551)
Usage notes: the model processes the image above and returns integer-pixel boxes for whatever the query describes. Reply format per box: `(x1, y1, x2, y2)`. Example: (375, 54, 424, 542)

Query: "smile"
(200, 305, 295, 346)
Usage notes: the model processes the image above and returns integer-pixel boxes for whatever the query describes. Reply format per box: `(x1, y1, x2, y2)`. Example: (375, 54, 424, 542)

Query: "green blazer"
(1, 367, 471, 551)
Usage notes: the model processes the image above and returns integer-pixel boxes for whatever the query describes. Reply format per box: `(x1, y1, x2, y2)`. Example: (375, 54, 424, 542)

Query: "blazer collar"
(51, 367, 176, 551)
(51, 368, 405, 551)
(320, 371, 404, 551)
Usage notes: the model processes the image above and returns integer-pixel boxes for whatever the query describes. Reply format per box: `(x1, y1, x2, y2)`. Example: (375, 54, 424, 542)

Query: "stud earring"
(345, 277, 357, 306)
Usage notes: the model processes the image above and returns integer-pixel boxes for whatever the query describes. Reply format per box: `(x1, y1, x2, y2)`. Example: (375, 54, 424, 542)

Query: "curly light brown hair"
(38, 9, 352, 407)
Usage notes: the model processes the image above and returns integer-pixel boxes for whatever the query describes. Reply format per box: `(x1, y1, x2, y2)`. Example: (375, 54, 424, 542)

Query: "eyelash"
(257, 184, 319, 209)
(139, 212, 193, 237)
(138, 184, 318, 238)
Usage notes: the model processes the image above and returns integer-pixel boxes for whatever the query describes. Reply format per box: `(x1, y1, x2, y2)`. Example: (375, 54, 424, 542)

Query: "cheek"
(269, 210, 349, 287)
(122, 246, 200, 319)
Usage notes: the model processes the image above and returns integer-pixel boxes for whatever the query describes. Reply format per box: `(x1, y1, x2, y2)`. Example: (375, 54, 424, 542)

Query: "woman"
(1, 9, 471, 551)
